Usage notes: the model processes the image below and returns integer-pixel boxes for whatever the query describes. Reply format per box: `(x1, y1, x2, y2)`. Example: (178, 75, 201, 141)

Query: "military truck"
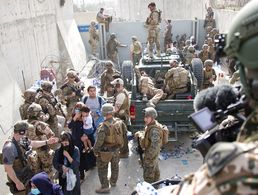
(121, 53, 203, 141)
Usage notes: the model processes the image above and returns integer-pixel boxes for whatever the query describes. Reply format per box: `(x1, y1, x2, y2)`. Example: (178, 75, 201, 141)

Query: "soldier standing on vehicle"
(96, 8, 112, 32)
(60, 71, 83, 122)
(93, 104, 126, 193)
(146, 2, 161, 58)
(26, 103, 55, 179)
(138, 70, 164, 108)
(164, 19, 172, 52)
(100, 61, 120, 97)
(2, 121, 58, 195)
(130, 36, 142, 66)
(164, 59, 188, 99)
(111, 78, 130, 158)
(203, 59, 217, 89)
(36, 81, 61, 137)
(89, 21, 99, 56)
(106, 33, 127, 70)
(171, 2, 258, 194)
(140, 107, 162, 185)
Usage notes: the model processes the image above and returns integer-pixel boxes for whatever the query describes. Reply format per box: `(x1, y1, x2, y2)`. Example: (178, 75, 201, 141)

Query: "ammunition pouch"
(99, 151, 113, 162)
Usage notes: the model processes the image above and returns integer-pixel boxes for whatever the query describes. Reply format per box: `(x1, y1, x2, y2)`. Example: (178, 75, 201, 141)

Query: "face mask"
(63, 145, 69, 151)
(31, 188, 41, 195)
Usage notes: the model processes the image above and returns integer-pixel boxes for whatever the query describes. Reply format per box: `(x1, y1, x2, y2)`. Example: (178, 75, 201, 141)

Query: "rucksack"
(103, 118, 124, 148)
(157, 122, 169, 145)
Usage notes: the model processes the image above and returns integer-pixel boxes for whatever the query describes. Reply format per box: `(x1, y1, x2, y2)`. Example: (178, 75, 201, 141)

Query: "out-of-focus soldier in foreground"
(171, 1, 258, 194)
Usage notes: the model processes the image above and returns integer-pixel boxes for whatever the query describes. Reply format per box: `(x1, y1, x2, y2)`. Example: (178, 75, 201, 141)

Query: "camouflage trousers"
(27, 150, 40, 174)
(165, 84, 188, 98)
(97, 150, 120, 188)
(90, 38, 98, 55)
(140, 81, 163, 104)
(108, 52, 119, 70)
(143, 159, 160, 184)
(148, 27, 160, 57)
(37, 149, 54, 178)
(132, 53, 142, 66)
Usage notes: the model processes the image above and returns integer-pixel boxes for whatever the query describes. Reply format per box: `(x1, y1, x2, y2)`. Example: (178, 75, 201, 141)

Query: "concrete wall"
(215, 9, 238, 33)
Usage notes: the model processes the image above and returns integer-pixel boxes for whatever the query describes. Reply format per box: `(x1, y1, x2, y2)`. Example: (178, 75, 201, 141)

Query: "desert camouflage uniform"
(100, 68, 120, 97)
(164, 66, 188, 98)
(203, 68, 217, 89)
(130, 38, 142, 66)
(146, 9, 161, 57)
(141, 120, 162, 184)
(93, 117, 125, 189)
(89, 22, 99, 55)
(139, 75, 163, 105)
(27, 120, 55, 178)
(19, 89, 36, 120)
(204, 16, 216, 34)
(164, 22, 172, 52)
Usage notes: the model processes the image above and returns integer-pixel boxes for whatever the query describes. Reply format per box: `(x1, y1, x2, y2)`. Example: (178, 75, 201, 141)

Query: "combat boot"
(95, 187, 110, 194)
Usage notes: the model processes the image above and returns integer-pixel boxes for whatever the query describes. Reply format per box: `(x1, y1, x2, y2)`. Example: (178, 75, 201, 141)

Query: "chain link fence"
(210, 0, 251, 10)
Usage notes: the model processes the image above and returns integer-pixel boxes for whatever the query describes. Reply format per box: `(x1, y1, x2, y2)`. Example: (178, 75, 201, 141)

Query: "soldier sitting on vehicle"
(164, 59, 188, 99)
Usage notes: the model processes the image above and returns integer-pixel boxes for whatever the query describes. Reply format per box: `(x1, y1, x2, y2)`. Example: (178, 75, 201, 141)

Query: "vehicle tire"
(191, 58, 203, 90)
(122, 60, 133, 90)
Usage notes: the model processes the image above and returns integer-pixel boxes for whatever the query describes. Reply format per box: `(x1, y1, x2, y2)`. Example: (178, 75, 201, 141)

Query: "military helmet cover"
(14, 120, 29, 132)
(66, 71, 77, 78)
(101, 103, 114, 116)
(41, 81, 53, 90)
(27, 103, 42, 116)
(204, 59, 213, 67)
(144, 107, 158, 119)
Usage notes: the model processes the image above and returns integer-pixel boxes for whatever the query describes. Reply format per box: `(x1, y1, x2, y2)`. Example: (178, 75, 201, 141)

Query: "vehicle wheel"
(191, 58, 203, 90)
(122, 60, 133, 90)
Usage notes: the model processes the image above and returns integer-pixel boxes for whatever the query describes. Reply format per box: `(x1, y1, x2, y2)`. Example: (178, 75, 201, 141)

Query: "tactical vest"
(175, 67, 188, 88)
(116, 89, 130, 117)
(203, 69, 216, 85)
(143, 120, 163, 150)
(132, 41, 142, 54)
(147, 10, 161, 27)
(102, 118, 124, 148)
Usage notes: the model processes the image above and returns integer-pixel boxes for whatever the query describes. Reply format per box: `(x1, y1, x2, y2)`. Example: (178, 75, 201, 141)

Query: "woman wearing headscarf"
(53, 132, 80, 195)
(28, 172, 63, 195)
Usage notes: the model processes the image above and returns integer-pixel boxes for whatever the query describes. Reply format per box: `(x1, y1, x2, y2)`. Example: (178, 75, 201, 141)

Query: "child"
(81, 106, 94, 153)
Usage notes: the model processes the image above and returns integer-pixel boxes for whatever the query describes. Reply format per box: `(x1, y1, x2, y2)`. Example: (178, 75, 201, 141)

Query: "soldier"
(110, 78, 130, 158)
(138, 70, 164, 107)
(19, 89, 36, 120)
(203, 13, 216, 33)
(93, 104, 126, 193)
(164, 59, 188, 99)
(184, 46, 195, 65)
(36, 81, 61, 137)
(203, 59, 217, 89)
(61, 71, 83, 122)
(2, 121, 58, 195)
(26, 103, 55, 179)
(146, 2, 161, 58)
(198, 44, 211, 63)
(130, 36, 142, 66)
(171, 1, 258, 194)
(182, 40, 190, 54)
(89, 21, 99, 56)
(164, 19, 172, 52)
(140, 107, 163, 185)
(100, 61, 120, 97)
(106, 33, 127, 69)
(207, 37, 216, 61)
(96, 8, 112, 32)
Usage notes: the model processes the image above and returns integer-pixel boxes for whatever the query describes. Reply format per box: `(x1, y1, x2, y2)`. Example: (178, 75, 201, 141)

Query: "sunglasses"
(19, 131, 26, 135)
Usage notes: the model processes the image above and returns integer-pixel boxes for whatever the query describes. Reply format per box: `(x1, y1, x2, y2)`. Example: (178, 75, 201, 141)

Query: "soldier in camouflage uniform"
(146, 2, 161, 58)
(207, 37, 216, 62)
(26, 103, 55, 179)
(19, 89, 36, 120)
(93, 104, 126, 193)
(198, 44, 211, 63)
(171, 1, 258, 194)
(89, 21, 99, 56)
(140, 107, 162, 185)
(100, 61, 120, 97)
(36, 81, 61, 137)
(164, 19, 172, 52)
(164, 59, 188, 99)
(184, 45, 196, 65)
(61, 71, 82, 122)
(203, 59, 217, 89)
(130, 36, 142, 66)
(106, 33, 127, 69)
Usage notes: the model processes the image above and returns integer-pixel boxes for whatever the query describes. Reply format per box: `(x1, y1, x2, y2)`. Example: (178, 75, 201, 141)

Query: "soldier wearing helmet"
(60, 70, 83, 122)
(184, 45, 196, 65)
(93, 103, 127, 193)
(26, 103, 55, 179)
(89, 21, 99, 56)
(106, 33, 127, 68)
(203, 59, 216, 89)
(96, 7, 112, 32)
(36, 81, 60, 137)
(170, 1, 258, 194)
(2, 120, 58, 195)
(130, 36, 142, 66)
(19, 89, 36, 120)
(100, 61, 121, 97)
(137, 107, 163, 186)
(198, 44, 211, 63)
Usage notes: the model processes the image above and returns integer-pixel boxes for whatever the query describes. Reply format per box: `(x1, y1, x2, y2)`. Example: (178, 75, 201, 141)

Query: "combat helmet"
(41, 81, 53, 93)
(144, 107, 158, 119)
(27, 102, 43, 118)
(224, 0, 258, 100)
(14, 120, 29, 134)
(110, 33, 116, 39)
(204, 59, 213, 67)
(23, 88, 36, 103)
(66, 71, 77, 78)
(101, 103, 114, 116)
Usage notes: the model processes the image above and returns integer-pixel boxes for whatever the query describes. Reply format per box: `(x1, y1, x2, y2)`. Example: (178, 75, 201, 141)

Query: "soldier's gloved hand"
(47, 137, 59, 145)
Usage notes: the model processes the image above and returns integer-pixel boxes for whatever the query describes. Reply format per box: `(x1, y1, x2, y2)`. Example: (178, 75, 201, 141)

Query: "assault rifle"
(137, 137, 144, 167)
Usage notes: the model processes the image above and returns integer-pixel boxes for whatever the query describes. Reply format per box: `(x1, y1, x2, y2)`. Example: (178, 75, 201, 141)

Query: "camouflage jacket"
(100, 69, 120, 94)
(36, 91, 57, 117)
(171, 141, 258, 195)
